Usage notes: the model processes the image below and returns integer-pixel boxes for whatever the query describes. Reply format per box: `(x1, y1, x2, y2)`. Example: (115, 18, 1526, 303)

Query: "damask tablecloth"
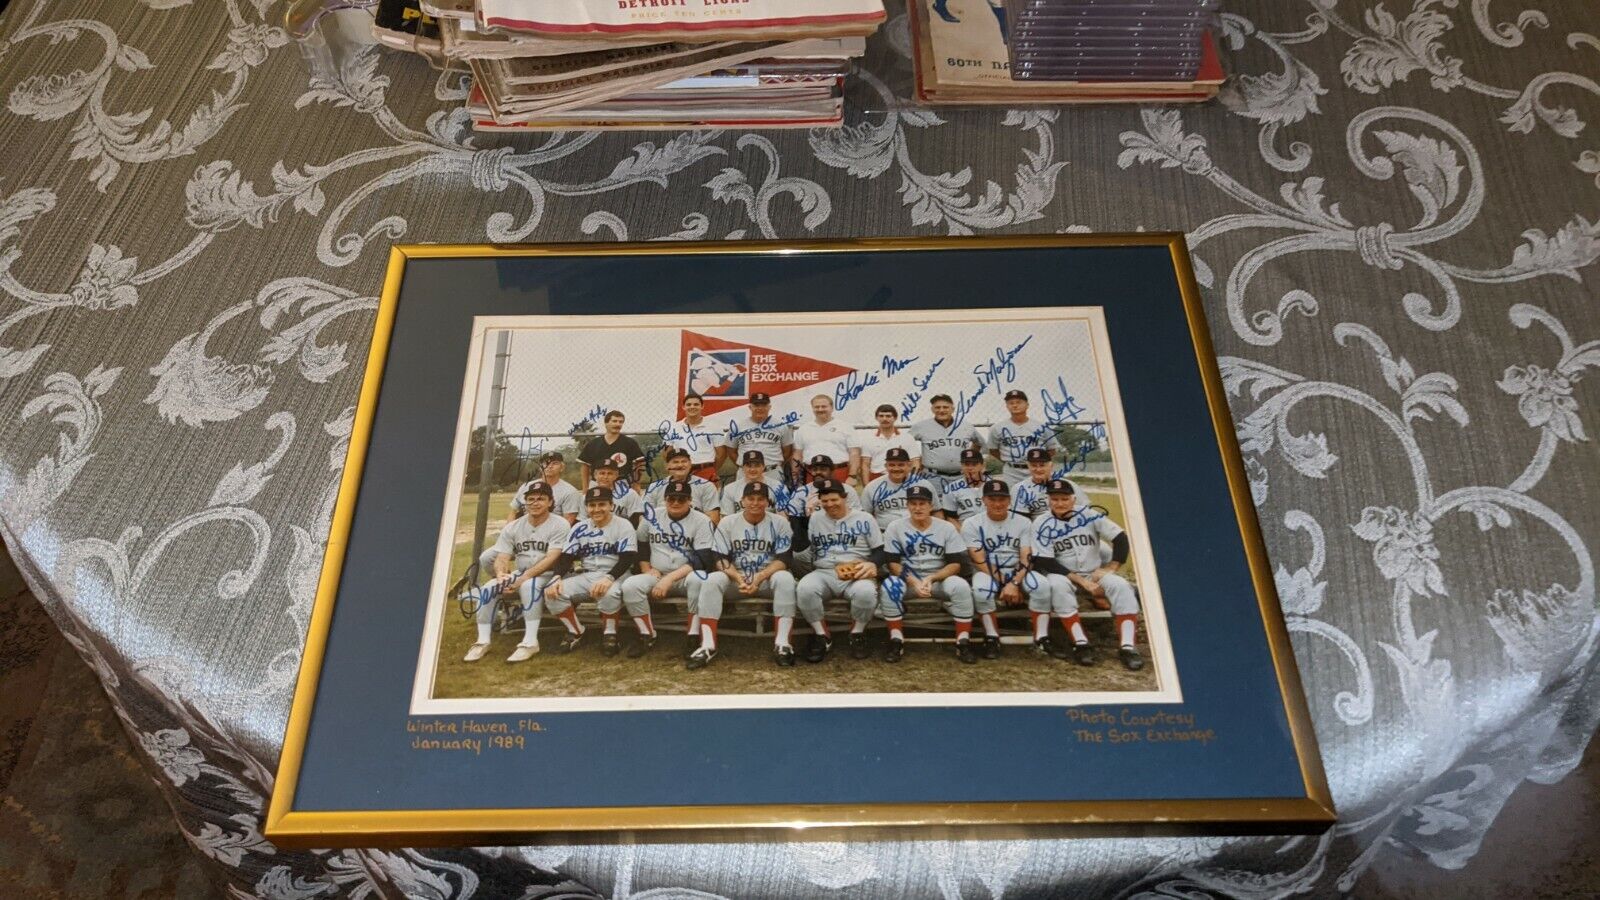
(1, 0, 1597, 895)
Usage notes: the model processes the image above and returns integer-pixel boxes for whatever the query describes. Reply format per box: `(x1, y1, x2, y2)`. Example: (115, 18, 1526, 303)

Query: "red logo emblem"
(678, 331, 856, 417)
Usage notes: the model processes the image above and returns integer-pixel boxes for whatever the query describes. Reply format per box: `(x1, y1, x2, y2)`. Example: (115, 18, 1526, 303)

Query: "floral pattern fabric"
(0, 0, 1597, 896)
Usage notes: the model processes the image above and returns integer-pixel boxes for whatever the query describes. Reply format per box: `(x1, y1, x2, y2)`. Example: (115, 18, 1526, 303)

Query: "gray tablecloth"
(2, 0, 1597, 895)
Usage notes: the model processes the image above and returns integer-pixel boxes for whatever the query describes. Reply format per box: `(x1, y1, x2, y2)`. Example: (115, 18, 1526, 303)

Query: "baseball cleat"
(463, 643, 490, 662)
(883, 638, 905, 663)
(982, 636, 1001, 659)
(804, 634, 832, 663)
(506, 644, 539, 663)
(600, 634, 622, 657)
(683, 634, 702, 659)
(1119, 647, 1146, 671)
(956, 641, 977, 665)
(1032, 638, 1053, 658)
(1071, 642, 1096, 667)
(686, 646, 717, 670)
(774, 645, 796, 667)
(626, 635, 656, 659)
(557, 631, 585, 654)
(848, 633, 870, 660)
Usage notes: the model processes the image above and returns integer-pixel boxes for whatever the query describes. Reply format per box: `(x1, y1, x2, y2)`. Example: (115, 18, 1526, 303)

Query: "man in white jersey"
(940, 448, 989, 524)
(856, 404, 921, 483)
(791, 394, 856, 484)
(644, 448, 720, 522)
(474, 451, 580, 574)
(986, 389, 1062, 486)
(698, 482, 798, 668)
(960, 479, 1044, 660)
(1030, 480, 1144, 670)
(864, 447, 939, 529)
(720, 391, 792, 476)
(543, 487, 647, 657)
(880, 486, 977, 664)
(661, 392, 724, 484)
(720, 450, 787, 517)
(909, 394, 981, 490)
(622, 481, 715, 665)
(592, 459, 644, 526)
(797, 480, 886, 661)
(465, 482, 571, 663)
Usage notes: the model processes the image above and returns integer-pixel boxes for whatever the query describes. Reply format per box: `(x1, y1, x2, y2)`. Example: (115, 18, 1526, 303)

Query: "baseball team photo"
(411, 307, 1178, 713)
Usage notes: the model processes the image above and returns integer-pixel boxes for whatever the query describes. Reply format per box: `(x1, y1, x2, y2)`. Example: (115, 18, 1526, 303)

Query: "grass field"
(429, 482, 1158, 701)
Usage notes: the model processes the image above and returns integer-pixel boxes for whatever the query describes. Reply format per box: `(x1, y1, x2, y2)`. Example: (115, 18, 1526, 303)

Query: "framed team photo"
(266, 236, 1334, 848)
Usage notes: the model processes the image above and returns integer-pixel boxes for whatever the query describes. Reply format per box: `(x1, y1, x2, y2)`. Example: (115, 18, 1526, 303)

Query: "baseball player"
(465, 482, 571, 663)
(622, 481, 715, 665)
(592, 458, 645, 526)
(985, 390, 1062, 486)
(880, 486, 977, 664)
(864, 447, 940, 529)
(960, 479, 1044, 660)
(720, 392, 792, 476)
(698, 482, 798, 668)
(663, 392, 724, 483)
(791, 394, 856, 484)
(796, 479, 887, 661)
(542, 487, 648, 657)
(786, 455, 862, 517)
(1030, 480, 1144, 671)
(909, 394, 982, 489)
(856, 404, 921, 483)
(720, 450, 788, 517)
(474, 451, 581, 574)
(579, 410, 646, 487)
(644, 448, 721, 522)
(940, 448, 989, 524)
(1010, 447, 1058, 519)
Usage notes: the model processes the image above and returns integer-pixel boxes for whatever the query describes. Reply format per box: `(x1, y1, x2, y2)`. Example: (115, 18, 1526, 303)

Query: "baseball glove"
(835, 562, 874, 580)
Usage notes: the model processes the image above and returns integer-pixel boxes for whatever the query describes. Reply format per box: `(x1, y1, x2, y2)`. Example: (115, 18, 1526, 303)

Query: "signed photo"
(412, 307, 1177, 713)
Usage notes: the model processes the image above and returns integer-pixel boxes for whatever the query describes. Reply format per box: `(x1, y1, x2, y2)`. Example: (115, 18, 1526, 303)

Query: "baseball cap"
(664, 447, 690, 461)
(740, 450, 765, 466)
(1046, 478, 1077, 495)
(1026, 447, 1052, 463)
(742, 482, 771, 499)
(1004, 389, 1027, 401)
(594, 458, 620, 471)
(905, 485, 934, 502)
(959, 448, 983, 464)
(539, 451, 564, 463)
(815, 478, 846, 496)
(524, 481, 552, 497)
(750, 392, 771, 404)
(583, 487, 613, 504)
(885, 447, 911, 462)
(981, 479, 1010, 497)
(664, 480, 693, 499)
(808, 454, 834, 468)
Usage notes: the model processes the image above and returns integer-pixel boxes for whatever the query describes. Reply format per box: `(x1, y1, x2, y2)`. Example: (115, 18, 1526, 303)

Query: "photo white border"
(410, 307, 1181, 713)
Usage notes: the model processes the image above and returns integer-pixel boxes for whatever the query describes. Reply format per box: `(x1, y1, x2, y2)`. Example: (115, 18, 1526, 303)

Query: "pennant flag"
(678, 330, 856, 417)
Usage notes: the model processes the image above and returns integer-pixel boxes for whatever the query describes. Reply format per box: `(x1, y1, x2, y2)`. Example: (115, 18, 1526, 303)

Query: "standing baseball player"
(960, 479, 1042, 660)
(909, 394, 981, 490)
(720, 450, 788, 518)
(644, 449, 720, 522)
(543, 487, 649, 657)
(856, 404, 921, 483)
(662, 392, 724, 484)
(797, 480, 886, 661)
(507, 451, 582, 524)
(1030, 480, 1144, 670)
(592, 459, 645, 526)
(985, 390, 1062, 486)
(880, 486, 977, 664)
(621, 480, 715, 666)
(698, 482, 798, 668)
(579, 410, 646, 488)
(940, 448, 989, 524)
(791, 394, 857, 484)
(864, 447, 939, 529)
(465, 482, 571, 663)
(720, 392, 792, 479)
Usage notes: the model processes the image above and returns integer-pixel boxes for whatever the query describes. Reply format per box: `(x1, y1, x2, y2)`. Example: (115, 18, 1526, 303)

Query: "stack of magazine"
(909, 0, 1223, 104)
(373, 0, 883, 131)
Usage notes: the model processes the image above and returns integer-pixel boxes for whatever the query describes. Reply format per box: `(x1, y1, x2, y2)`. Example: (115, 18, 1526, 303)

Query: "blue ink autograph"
(834, 355, 924, 412)
(726, 411, 801, 442)
(898, 358, 946, 421)
(569, 403, 608, 437)
(951, 337, 1035, 426)
(1034, 508, 1109, 543)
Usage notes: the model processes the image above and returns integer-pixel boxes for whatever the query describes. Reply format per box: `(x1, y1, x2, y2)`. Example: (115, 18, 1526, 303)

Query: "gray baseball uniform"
(621, 507, 714, 612)
(784, 479, 861, 517)
(476, 514, 571, 631)
(1012, 479, 1093, 519)
(985, 418, 1063, 484)
(910, 418, 981, 475)
(509, 478, 582, 518)
(863, 474, 941, 529)
(547, 516, 637, 615)
(1032, 511, 1138, 616)
(719, 472, 788, 516)
(796, 509, 884, 625)
(940, 479, 987, 523)
(726, 417, 792, 469)
(960, 512, 1041, 614)
(643, 475, 719, 514)
(606, 482, 645, 522)
(698, 512, 796, 620)
(880, 517, 973, 620)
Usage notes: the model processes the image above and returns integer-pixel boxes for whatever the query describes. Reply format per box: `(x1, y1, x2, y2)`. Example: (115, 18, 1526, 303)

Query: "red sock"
(1115, 614, 1138, 648)
(819, 619, 832, 637)
(887, 618, 903, 640)
(954, 619, 972, 641)
(1060, 614, 1086, 644)
(633, 613, 655, 637)
(558, 609, 582, 635)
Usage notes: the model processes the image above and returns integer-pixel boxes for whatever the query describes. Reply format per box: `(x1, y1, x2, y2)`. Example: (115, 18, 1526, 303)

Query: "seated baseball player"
(476, 450, 581, 573)
(939, 448, 988, 524)
(864, 447, 939, 529)
(1029, 479, 1144, 671)
(960, 479, 1045, 660)
(697, 482, 797, 669)
(719, 449, 787, 518)
(786, 454, 861, 572)
(881, 485, 977, 664)
(542, 487, 649, 657)
(644, 448, 721, 524)
(622, 480, 715, 664)
(797, 479, 887, 662)
(1011, 446, 1095, 520)
(465, 481, 571, 663)
(592, 458, 645, 526)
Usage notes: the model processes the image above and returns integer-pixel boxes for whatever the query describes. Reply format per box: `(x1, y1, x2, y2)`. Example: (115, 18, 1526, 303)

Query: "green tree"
(464, 426, 523, 490)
